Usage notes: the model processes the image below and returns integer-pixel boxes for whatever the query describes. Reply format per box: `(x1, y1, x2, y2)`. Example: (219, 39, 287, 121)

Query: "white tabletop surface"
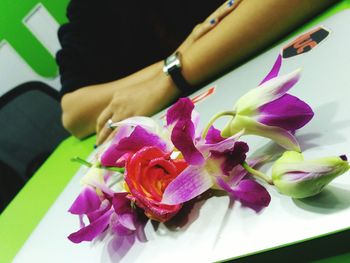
(14, 9, 350, 263)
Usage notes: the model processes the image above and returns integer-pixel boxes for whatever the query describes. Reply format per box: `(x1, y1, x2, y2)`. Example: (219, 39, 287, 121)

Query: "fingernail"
(93, 144, 98, 149)
(227, 0, 235, 7)
(210, 18, 217, 25)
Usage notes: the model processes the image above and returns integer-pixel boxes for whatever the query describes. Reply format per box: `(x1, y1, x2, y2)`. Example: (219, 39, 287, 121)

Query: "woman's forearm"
(61, 0, 337, 140)
(181, 0, 338, 86)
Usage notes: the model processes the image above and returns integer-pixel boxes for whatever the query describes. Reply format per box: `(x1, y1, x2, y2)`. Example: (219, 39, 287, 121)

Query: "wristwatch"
(163, 51, 192, 95)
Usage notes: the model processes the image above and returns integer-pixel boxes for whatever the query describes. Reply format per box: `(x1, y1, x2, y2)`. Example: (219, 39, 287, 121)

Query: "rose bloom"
(125, 146, 188, 222)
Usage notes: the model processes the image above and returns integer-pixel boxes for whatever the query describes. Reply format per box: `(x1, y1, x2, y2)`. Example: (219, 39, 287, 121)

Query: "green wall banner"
(0, 0, 69, 78)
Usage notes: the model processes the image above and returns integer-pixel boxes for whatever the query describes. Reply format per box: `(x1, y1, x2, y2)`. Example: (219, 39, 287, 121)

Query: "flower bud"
(272, 151, 349, 198)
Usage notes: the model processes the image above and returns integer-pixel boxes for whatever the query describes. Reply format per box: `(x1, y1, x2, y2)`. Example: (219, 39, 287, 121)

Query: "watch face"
(163, 52, 182, 74)
(166, 54, 177, 64)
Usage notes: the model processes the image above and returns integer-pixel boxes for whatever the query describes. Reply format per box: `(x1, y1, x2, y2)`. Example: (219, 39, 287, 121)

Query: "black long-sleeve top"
(56, 0, 224, 95)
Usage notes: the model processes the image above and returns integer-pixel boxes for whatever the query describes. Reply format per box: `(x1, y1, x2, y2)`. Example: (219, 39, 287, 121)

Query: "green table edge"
(0, 136, 95, 263)
(1, 1, 350, 262)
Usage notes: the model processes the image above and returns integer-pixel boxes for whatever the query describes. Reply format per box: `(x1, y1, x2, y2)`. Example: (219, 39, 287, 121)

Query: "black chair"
(0, 81, 69, 213)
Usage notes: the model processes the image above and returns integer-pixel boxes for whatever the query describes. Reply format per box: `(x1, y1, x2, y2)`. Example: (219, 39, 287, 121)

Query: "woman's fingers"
(96, 105, 113, 134)
(96, 117, 115, 146)
(96, 105, 115, 145)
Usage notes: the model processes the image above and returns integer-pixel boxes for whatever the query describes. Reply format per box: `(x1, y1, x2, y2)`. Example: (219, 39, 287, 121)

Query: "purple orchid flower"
(221, 55, 314, 152)
(68, 166, 138, 243)
(100, 123, 172, 167)
(162, 98, 271, 210)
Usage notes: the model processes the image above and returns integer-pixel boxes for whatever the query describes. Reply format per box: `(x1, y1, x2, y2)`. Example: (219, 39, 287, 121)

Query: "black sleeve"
(56, 0, 225, 95)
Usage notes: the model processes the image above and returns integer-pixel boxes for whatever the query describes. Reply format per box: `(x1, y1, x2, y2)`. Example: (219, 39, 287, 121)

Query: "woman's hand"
(61, 61, 176, 139)
(95, 62, 179, 145)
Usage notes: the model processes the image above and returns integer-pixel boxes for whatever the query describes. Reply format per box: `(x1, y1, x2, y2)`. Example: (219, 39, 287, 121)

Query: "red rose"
(125, 146, 187, 222)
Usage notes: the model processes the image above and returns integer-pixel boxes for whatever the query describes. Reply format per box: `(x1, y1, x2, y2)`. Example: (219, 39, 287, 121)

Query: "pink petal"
(235, 70, 301, 114)
(111, 125, 133, 144)
(227, 157, 267, 186)
(198, 130, 243, 156)
(258, 94, 314, 131)
(101, 126, 170, 167)
(166, 98, 194, 126)
(112, 193, 137, 231)
(162, 165, 213, 205)
(210, 141, 249, 175)
(68, 209, 113, 243)
(87, 199, 112, 223)
(171, 119, 204, 165)
(110, 116, 161, 134)
(217, 178, 271, 211)
(111, 218, 135, 236)
(205, 126, 225, 144)
(68, 187, 101, 215)
(259, 54, 282, 85)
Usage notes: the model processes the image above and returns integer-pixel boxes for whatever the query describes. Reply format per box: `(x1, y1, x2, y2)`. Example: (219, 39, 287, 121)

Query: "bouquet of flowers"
(67, 55, 349, 244)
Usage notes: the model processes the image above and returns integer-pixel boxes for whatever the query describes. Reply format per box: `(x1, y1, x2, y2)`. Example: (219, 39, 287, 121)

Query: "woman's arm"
(62, 0, 338, 141)
(61, 0, 239, 139)
(181, 0, 338, 86)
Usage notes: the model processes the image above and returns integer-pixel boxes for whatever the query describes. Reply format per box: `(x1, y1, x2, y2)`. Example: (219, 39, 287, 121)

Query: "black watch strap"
(168, 66, 192, 96)
(163, 52, 192, 96)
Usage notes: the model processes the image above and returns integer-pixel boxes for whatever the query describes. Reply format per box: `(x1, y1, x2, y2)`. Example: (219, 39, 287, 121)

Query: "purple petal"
(101, 126, 170, 167)
(68, 187, 101, 215)
(277, 162, 335, 182)
(233, 179, 271, 207)
(217, 178, 271, 211)
(259, 54, 282, 85)
(162, 165, 213, 205)
(112, 192, 130, 213)
(205, 126, 225, 144)
(283, 171, 311, 181)
(199, 130, 244, 156)
(192, 110, 202, 140)
(111, 125, 133, 145)
(87, 199, 112, 223)
(110, 116, 161, 135)
(235, 70, 301, 113)
(269, 70, 300, 98)
(68, 209, 113, 243)
(259, 94, 314, 131)
(171, 119, 204, 165)
(112, 193, 137, 231)
(166, 98, 194, 126)
(111, 219, 135, 236)
(210, 141, 249, 175)
(227, 157, 266, 186)
(118, 213, 137, 231)
(226, 165, 249, 186)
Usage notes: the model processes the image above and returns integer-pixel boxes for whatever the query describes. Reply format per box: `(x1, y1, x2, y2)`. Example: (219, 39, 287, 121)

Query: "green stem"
(71, 157, 125, 173)
(100, 166, 125, 173)
(202, 110, 236, 138)
(242, 161, 273, 185)
(71, 157, 93, 167)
